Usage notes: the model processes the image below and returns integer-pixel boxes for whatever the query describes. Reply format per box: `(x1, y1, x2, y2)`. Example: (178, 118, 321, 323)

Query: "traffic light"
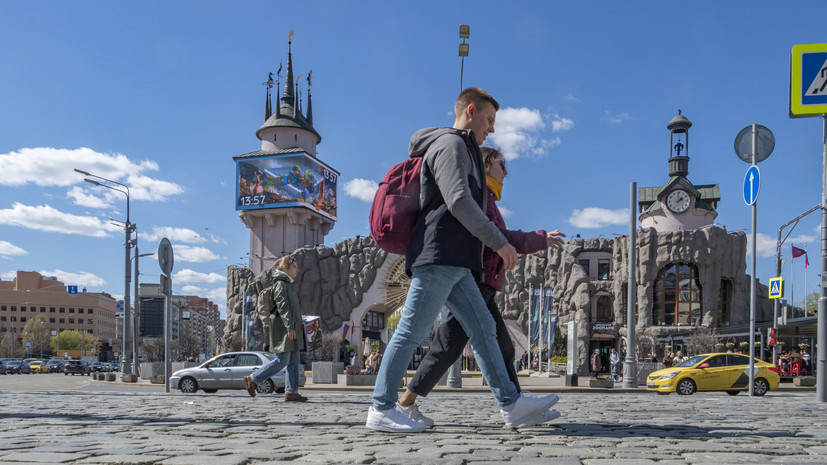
(768, 328, 777, 345)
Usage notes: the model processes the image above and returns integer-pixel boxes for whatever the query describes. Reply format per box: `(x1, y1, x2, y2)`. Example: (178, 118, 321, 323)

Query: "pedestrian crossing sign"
(790, 43, 827, 117)
(769, 277, 783, 299)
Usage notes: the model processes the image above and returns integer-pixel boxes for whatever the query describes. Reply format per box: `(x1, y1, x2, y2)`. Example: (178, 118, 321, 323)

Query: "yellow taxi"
(29, 360, 49, 373)
(646, 352, 780, 396)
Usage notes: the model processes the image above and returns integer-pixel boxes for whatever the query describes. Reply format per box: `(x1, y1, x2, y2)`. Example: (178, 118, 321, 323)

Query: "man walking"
(365, 88, 559, 433)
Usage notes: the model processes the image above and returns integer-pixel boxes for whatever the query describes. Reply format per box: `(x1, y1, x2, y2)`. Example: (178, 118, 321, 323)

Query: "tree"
(803, 291, 818, 314)
(685, 326, 719, 357)
(177, 332, 202, 360)
(21, 315, 51, 357)
(0, 332, 24, 358)
(140, 339, 165, 362)
(49, 330, 98, 354)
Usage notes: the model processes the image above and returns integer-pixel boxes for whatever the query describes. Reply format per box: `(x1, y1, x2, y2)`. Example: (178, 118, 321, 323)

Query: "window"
(49, 318, 55, 323)
(717, 279, 732, 326)
(653, 263, 701, 326)
(0, 316, 5, 322)
(596, 296, 613, 323)
(50, 307, 55, 313)
(87, 319, 93, 325)
(78, 308, 84, 314)
(69, 308, 75, 313)
(21, 306, 27, 312)
(59, 308, 65, 313)
(69, 318, 74, 324)
(59, 318, 65, 324)
(21, 317, 27, 323)
(597, 259, 611, 280)
(578, 259, 590, 276)
(362, 311, 385, 330)
(88, 309, 94, 314)
(236, 354, 261, 366)
(11, 306, 16, 312)
(0, 305, 5, 311)
(40, 307, 46, 312)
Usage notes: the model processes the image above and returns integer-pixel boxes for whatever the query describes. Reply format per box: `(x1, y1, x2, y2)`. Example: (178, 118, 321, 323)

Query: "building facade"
(0, 271, 118, 359)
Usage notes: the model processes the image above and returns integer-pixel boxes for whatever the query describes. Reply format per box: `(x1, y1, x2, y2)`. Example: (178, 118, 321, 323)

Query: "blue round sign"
(743, 165, 760, 205)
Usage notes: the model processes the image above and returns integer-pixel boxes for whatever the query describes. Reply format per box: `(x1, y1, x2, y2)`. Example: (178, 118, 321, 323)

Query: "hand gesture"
(497, 243, 518, 270)
(546, 230, 566, 249)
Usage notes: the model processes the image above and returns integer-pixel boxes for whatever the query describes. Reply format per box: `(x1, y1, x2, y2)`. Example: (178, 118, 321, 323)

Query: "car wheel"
(65, 372, 68, 376)
(753, 378, 770, 396)
(257, 379, 275, 395)
(676, 379, 696, 395)
(179, 376, 199, 393)
(726, 390, 740, 396)
(203, 389, 218, 394)
(276, 386, 285, 394)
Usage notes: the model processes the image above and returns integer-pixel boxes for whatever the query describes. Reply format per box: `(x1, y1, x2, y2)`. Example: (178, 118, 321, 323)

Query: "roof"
(233, 147, 306, 161)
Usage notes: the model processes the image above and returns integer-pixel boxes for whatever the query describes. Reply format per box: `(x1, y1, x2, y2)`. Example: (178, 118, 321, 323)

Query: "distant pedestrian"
(244, 256, 307, 402)
(610, 348, 620, 382)
(591, 349, 602, 375)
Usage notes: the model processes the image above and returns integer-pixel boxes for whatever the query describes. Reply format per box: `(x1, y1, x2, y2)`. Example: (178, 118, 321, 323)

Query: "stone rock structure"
(220, 237, 387, 353)
(221, 225, 771, 377)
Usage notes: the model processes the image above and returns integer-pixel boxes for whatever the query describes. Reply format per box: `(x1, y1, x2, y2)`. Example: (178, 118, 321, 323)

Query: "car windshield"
(677, 355, 707, 367)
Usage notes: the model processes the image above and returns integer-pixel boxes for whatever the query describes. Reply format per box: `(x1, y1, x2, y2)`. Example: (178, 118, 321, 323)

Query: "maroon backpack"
(369, 155, 442, 255)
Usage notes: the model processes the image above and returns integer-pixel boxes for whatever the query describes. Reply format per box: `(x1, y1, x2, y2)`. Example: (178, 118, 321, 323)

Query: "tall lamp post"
(74, 168, 134, 374)
(458, 24, 469, 92)
(39, 321, 44, 358)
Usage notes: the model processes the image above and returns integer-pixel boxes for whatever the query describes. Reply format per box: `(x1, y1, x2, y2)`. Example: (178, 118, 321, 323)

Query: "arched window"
(653, 263, 701, 326)
(596, 296, 612, 323)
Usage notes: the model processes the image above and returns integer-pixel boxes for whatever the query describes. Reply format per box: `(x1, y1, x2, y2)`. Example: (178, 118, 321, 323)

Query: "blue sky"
(1, 2, 824, 319)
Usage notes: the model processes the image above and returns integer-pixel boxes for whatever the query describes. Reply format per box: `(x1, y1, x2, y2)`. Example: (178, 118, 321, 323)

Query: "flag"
(342, 323, 349, 340)
(792, 245, 809, 268)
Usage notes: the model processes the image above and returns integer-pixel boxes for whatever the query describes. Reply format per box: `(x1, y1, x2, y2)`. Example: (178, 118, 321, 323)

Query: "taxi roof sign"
(769, 277, 784, 299)
(790, 43, 827, 117)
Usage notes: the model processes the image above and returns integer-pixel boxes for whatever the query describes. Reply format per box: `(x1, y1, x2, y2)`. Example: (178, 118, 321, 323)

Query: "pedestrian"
(349, 351, 357, 367)
(591, 349, 603, 376)
(610, 347, 621, 382)
(801, 346, 811, 376)
(244, 256, 307, 402)
(662, 350, 673, 368)
(395, 146, 566, 426)
(673, 349, 686, 365)
(365, 88, 560, 433)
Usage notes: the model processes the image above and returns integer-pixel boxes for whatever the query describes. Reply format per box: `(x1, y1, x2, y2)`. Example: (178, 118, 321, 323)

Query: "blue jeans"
(251, 346, 301, 394)
(372, 265, 519, 410)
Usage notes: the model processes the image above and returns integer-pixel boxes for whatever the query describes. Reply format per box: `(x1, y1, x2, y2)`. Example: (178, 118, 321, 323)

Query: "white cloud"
(173, 269, 226, 284)
(488, 107, 572, 160)
(564, 94, 580, 103)
(551, 115, 574, 132)
(173, 245, 220, 263)
(66, 186, 113, 208)
(205, 287, 227, 307)
(39, 269, 107, 287)
(0, 202, 118, 237)
(180, 285, 205, 294)
(498, 205, 513, 219)
(747, 233, 777, 259)
(568, 207, 630, 228)
(144, 226, 207, 244)
(0, 241, 27, 258)
(0, 147, 183, 202)
(0, 270, 15, 280)
(602, 111, 632, 124)
(344, 178, 378, 202)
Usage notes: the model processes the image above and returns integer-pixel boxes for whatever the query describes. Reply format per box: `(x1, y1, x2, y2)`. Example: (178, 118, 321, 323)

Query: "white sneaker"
(500, 393, 560, 429)
(510, 409, 561, 429)
(366, 406, 426, 433)
(396, 403, 434, 428)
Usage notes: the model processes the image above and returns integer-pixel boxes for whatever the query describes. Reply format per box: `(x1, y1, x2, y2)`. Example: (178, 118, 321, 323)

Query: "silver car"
(169, 351, 306, 395)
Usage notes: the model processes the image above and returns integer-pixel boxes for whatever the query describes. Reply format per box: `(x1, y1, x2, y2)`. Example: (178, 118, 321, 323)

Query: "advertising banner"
(236, 152, 338, 219)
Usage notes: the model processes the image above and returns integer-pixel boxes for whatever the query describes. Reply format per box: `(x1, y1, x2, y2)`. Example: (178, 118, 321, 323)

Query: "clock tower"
(638, 111, 720, 232)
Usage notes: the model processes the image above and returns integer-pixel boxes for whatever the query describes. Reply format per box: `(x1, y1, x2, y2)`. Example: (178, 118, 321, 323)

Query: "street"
(0, 374, 826, 464)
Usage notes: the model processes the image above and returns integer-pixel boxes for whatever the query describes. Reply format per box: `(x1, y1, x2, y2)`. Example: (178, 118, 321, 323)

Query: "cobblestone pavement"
(1, 383, 826, 465)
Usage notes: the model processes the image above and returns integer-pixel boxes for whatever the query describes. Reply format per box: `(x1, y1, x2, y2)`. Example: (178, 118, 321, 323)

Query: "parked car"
(646, 352, 780, 396)
(63, 360, 90, 376)
(29, 360, 48, 373)
(108, 362, 120, 372)
(0, 361, 6, 375)
(46, 360, 65, 373)
(89, 362, 107, 372)
(170, 351, 306, 394)
(5, 360, 30, 374)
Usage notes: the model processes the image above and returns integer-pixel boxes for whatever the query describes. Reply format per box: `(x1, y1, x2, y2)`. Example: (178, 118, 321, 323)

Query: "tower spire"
(306, 70, 313, 125)
(263, 72, 273, 122)
(281, 30, 296, 107)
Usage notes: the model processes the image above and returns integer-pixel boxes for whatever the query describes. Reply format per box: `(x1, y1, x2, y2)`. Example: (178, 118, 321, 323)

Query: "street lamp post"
(74, 168, 134, 374)
(39, 321, 44, 359)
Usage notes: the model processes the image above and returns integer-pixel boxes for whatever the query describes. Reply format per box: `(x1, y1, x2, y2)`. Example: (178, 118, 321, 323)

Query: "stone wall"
(220, 237, 386, 353)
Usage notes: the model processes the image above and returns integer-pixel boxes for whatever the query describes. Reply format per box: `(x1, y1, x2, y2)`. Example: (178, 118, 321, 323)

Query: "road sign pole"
(818, 115, 827, 403)
(749, 124, 758, 397)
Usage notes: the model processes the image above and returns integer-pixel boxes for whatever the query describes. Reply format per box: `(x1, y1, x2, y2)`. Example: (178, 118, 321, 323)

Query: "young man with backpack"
(365, 88, 560, 433)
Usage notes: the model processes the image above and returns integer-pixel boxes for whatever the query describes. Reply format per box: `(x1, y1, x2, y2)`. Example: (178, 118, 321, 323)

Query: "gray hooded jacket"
(405, 127, 508, 278)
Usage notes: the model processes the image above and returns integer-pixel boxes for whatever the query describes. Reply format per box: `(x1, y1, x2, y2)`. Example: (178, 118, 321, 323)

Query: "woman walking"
(244, 255, 307, 402)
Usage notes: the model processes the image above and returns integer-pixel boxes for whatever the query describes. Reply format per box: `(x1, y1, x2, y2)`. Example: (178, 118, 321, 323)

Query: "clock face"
(666, 189, 691, 214)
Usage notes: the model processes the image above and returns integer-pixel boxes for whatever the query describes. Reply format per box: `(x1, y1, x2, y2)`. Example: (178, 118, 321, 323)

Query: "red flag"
(792, 245, 809, 268)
